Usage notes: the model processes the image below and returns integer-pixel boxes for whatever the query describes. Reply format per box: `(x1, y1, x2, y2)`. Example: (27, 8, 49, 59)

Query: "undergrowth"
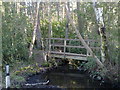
(2, 59, 48, 88)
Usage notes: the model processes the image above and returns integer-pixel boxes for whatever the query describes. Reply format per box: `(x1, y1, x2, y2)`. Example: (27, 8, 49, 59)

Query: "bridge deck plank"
(50, 51, 88, 57)
(38, 50, 89, 61)
(51, 54, 87, 61)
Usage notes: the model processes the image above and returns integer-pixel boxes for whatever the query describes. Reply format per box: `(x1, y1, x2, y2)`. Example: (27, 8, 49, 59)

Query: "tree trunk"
(56, 2, 60, 21)
(77, 2, 83, 37)
(41, 2, 44, 20)
(92, 2, 110, 64)
(36, 7, 42, 49)
(62, 6, 65, 19)
(48, 2, 52, 61)
(65, 4, 105, 69)
(29, 3, 40, 58)
(99, 27, 110, 64)
(0, 1, 2, 71)
(16, 2, 20, 14)
(64, 2, 69, 58)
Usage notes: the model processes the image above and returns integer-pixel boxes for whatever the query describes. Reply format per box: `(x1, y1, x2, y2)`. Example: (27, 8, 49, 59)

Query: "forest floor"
(2, 50, 56, 88)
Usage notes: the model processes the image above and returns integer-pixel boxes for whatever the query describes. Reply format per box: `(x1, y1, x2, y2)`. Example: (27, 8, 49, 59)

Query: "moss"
(41, 62, 49, 67)
(12, 75, 25, 82)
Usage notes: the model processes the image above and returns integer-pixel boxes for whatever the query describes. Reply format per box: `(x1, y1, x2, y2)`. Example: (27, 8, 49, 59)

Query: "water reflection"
(45, 65, 101, 89)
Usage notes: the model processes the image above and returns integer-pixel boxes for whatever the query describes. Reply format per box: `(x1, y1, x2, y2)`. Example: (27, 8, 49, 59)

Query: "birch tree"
(29, 2, 40, 58)
(92, 2, 110, 65)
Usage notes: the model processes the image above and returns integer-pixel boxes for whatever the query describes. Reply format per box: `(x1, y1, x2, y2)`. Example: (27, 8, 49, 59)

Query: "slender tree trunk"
(56, 2, 60, 21)
(77, 2, 83, 37)
(29, 3, 40, 58)
(72, 3, 75, 20)
(16, 2, 20, 14)
(62, 6, 65, 19)
(38, 3, 46, 61)
(67, 2, 71, 52)
(41, 2, 44, 20)
(36, 6, 42, 49)
(64, 2, 69, 58)
(92, 2, 110, 64)
(0, 1, 2, 73)
(48, 2, 52, 61)
(99, 27, 110, 64)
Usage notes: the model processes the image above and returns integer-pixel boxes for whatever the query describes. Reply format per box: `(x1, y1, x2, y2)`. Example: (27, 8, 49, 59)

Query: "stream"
(45, 65, 102, 89)
(24, 65, 111, 89)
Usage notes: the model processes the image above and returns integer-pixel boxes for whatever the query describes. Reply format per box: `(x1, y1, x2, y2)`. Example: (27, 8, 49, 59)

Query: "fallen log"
(25, 80, 49, 86)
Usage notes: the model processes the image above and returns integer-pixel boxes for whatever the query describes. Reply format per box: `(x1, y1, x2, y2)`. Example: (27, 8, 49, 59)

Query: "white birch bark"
(29, 3, 40, 58)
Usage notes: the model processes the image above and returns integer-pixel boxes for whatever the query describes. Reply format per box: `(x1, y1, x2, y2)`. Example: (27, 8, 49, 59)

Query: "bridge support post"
(64, 3, 69, 59)
(48, 2, 52, 62)
(87, 41, 90, 56)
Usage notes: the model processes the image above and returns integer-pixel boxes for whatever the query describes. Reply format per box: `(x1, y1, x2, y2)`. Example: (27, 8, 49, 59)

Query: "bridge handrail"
(51, 44, 101, 50)
(45, 38, 99, 42)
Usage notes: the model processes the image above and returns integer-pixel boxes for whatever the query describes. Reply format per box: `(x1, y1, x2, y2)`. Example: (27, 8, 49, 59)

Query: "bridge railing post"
(87, 41, 90, 56)
(63, 38, 67, 59)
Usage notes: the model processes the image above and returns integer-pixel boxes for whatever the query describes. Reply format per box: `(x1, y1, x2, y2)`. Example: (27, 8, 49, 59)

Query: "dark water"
(45, 65, 102, 89)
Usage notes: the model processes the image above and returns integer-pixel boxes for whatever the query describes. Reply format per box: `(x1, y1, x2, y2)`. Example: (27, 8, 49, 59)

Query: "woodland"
(1, 1, 119, 89)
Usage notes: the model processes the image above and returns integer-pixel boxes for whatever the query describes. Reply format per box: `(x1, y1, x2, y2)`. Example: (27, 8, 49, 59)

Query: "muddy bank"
(20, 66, 58, 88)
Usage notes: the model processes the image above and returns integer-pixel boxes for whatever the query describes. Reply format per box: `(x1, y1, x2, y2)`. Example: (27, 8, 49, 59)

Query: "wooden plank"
(39, 50, 88, 60)
(51, 44, 101, 50)
(50, 51, 88, 57)
(51, 44, 84, 48)
(45, 38, 98, 42)
(51, 54, 87, 61)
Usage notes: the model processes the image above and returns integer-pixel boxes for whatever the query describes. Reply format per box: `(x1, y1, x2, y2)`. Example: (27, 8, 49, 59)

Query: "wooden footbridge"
(44, 38, 100, 61)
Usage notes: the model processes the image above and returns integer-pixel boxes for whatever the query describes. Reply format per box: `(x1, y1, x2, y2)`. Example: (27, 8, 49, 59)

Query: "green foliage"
(102, 2, 118, 64)
(2, 3, 33, 64)
(41, 59, 60, 67)
(41, 62, 49, 67)
(67, 41, 87, 54)
(84, 57, 97, 70)
(11, 75, 25, 82)
(40, 19, 49, 38)
(15, 65, 43, 75)
(52, 20, 66, 38)
(40, 19, 66, 38)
